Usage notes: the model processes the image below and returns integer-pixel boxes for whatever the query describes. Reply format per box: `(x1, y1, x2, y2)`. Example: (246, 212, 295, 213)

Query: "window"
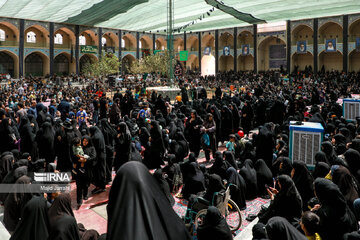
(102, 37, 106, 47)
(161, 46, 165, 50)
(139, 41, 142, 49)
(27, 31, 36, 43)
(155, 42, 157, 49)
(121, 39, 125, 48)
(79, 36, 86, 45)
(0, 29, 5, 41)
(177, 46, 181, 51)
(54, 33, 63, 44)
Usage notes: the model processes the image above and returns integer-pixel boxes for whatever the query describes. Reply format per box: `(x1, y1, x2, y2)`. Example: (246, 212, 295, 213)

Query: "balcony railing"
(55, 43, 73, 49)
(236, 43, 254, 48)
(25, 42, 49, 48)
(121, 47, 137, 51)
(0, 40, 19, 47)
(349, 36, 360, 42)
(318, 37, 343, 44)
(291, 39, 314, 45)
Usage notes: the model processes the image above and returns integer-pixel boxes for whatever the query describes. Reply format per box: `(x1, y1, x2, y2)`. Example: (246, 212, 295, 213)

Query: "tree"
(130, 50, 175, 76)
(82, 53, 121, 78)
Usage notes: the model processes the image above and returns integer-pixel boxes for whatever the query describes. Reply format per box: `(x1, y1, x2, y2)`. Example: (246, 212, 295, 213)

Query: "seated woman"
(313, 178, 358, 240)
(48, 193, 99, 239)
(210, 152, 231, 180)
(153, 169, 175, 206)
(197, 206, 233, 240)
(258, 175, 302, 225)
(240, 159, 258, 200)
(331, 165, 360, 212)
(181, 162, 206, 200)
(226, 167, 247, 210)
(312, 162, 330, 179)
(265, 216, 307, 240)
(48, 215, 80, 240)
(185, 174, 225, 223)
(254, 159, 273, 198)
(3, 175, 32, 234)
(291, 161, 314, 211)
(162, 154, 183, 193)
(106, 161, 191, 240)
(10, 196, 50, 240)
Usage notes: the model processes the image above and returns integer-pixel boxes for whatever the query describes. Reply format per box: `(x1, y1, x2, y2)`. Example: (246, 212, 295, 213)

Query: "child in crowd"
(226, 134, 237, 153)
(72, 137, 86, 174)
(300, 211, 322, 240)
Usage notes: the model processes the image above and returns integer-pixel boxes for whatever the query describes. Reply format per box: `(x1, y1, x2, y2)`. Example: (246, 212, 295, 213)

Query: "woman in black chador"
(144, 120, 165, 169)
(185, 110, 203, 157)
(106, 161, 191, 240)
(89, 126, 106, 193)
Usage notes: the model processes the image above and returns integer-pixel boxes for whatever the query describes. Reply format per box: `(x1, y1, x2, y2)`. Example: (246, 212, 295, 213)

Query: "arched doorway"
(54, 28, 75, 49)
(122, 54, 136, 74)
(349, 50, 360, 72)
(219, 32, 234, 51)
(174, 38, 184, 52)
(202, 34, 215, 55)
(0, 22, 19, 45)
(292, 52, 313, 72)
(237, 31, 253, 48)
(102, 32, 118, 47)
(187, 36, 199, 52)
(140, 35, 152, 49)
(122, 33, 136, 51)
(80, 54, 97, 73)
(186, 54, 199, 70)
(319, 51, 343, 71)
(0, 51, 15, 76)
(25, 52, 49, 76)
(219, 55, 234, 71)
(292, 24, 314, 46)
(155, 37, 166, 50)
(319, 22, 343, 48)
(237, 55, 254, 71)
(25, 25, 49, 48)
(54, 53, 69, 76)
(201, 55, 215, 76)
(102, 32, 118, 55)
(80, 30, 98, 46)
(349, 19, 360, 44)
(258, 36, 286, 71)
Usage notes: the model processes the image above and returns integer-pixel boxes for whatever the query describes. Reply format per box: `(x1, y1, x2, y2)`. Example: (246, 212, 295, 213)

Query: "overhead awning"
(0, 0, 358, 33)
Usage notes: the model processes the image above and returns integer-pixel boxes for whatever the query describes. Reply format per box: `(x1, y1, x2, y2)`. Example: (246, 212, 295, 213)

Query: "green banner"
(179, 50, 188, 61)
(153, 50, 162, 55)
(80, 45, 98, 54)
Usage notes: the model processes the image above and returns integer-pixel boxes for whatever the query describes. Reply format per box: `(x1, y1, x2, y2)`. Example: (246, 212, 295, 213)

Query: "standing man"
(76, 105, 87, 126)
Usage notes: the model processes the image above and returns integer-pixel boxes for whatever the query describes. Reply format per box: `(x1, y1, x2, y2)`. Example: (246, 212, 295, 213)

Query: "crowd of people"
(1, 69, 360, 239)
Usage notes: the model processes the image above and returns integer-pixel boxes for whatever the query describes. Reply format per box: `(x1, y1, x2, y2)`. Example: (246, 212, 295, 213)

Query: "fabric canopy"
(0, 0, 359, 33)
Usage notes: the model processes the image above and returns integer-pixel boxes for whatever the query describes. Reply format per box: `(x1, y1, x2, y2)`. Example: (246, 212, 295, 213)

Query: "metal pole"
(167, 0, 174, 86)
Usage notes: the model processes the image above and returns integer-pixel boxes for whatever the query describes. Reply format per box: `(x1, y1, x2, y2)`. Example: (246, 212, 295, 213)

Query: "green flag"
(179, 50, 188, 61)
(80, 45, 98, 54)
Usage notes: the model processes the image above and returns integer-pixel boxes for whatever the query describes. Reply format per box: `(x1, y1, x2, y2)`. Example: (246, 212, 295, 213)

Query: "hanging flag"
(179, 50, 188, 61)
